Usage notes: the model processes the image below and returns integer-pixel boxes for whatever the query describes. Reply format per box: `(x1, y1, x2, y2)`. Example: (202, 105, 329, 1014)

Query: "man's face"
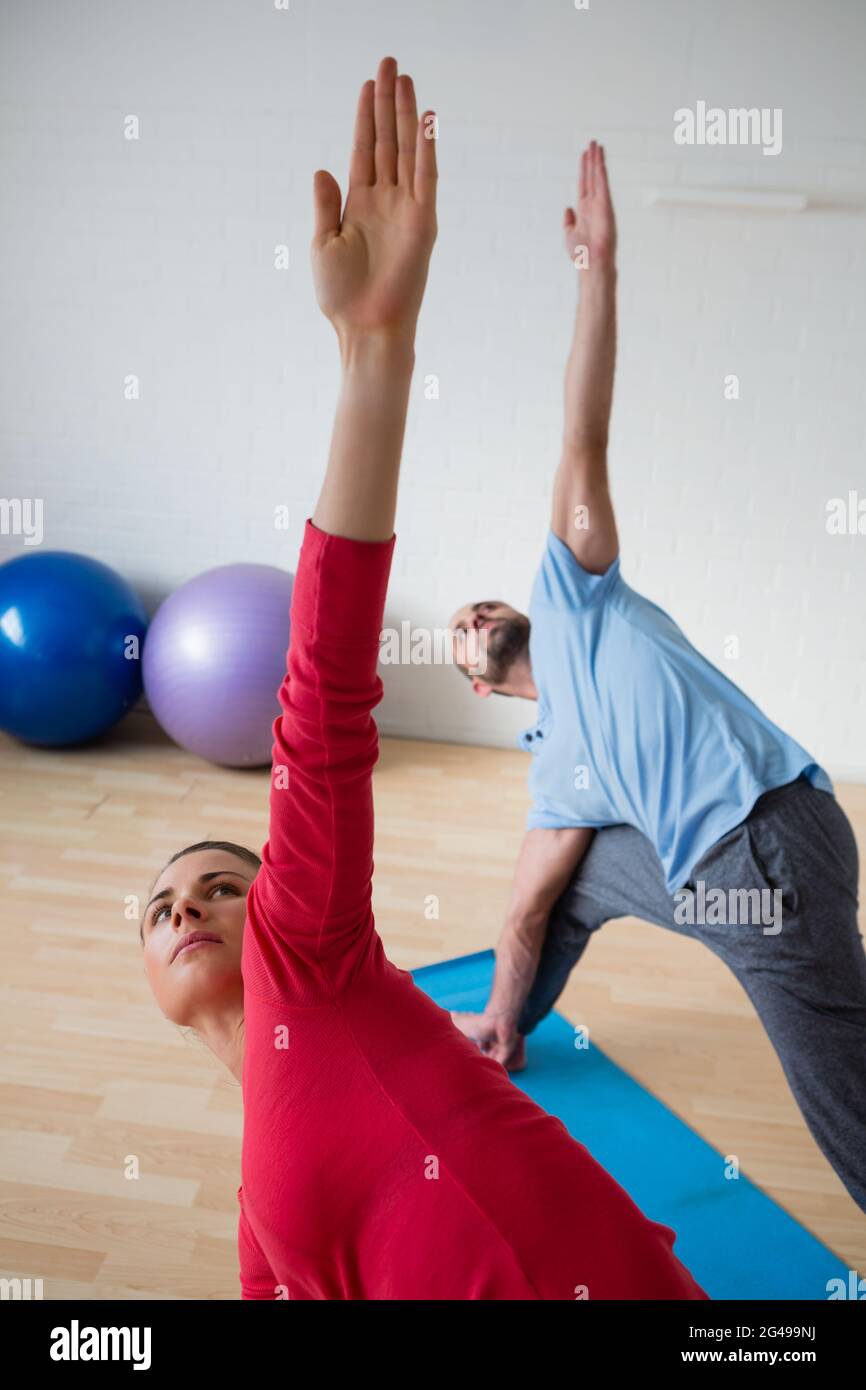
(448, 600, 530, 690)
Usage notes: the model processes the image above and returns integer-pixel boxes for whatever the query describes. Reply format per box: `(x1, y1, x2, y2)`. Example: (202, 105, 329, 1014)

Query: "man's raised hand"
(564, 140, 616, 274)
(311, 57, 438, 344)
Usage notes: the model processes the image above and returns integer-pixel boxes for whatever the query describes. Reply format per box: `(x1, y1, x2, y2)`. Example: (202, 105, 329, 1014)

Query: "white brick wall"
(1, 0, 864, 776)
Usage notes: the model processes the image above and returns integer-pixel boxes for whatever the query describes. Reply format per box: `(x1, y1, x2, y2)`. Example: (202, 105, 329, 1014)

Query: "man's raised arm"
(551, 140, 619, 573)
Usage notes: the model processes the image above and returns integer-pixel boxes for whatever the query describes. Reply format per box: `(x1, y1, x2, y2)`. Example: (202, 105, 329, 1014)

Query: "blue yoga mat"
(413, 948, 850, 1300)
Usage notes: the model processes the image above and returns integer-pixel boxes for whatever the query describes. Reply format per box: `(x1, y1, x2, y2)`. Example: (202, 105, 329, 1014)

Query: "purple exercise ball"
(142, 563, 294, 768)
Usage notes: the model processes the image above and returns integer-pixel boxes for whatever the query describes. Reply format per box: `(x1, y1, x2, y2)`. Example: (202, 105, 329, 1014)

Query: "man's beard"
(471, 617, 530, 686)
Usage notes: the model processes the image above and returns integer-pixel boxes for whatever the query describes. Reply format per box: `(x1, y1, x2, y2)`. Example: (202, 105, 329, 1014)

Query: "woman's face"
(141, 848, 256, 1025)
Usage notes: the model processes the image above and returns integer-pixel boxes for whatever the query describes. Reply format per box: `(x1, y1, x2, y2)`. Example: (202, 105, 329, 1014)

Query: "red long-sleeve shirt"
(237, 519, 708, 1301)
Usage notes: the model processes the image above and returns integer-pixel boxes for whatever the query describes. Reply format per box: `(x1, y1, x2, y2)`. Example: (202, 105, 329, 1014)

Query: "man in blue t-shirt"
(448, 142, 865, 1215)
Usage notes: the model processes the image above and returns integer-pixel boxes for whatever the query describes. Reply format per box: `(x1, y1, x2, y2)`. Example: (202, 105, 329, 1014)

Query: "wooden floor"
(1, 708, 864, 1299)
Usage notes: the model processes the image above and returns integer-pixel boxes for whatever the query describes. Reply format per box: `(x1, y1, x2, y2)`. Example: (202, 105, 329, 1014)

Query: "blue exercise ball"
(0, 550, 148, 747)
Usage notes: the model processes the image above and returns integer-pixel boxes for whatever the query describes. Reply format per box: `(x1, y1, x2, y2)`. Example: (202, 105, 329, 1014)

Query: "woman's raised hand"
(311, 57, 438, 344)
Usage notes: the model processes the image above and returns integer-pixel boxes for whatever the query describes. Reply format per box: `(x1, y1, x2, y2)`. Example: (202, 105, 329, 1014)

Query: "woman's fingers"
(358, 58, 432, 200)
(349, 79, 375, 189)
(414, 109, 438, 207)
(312, 169, 342, 242)
(396, 73, 418, 190)
(373, 55, 399, 184)
(579, 147, 588, 202)
(597, 142, 611, 201)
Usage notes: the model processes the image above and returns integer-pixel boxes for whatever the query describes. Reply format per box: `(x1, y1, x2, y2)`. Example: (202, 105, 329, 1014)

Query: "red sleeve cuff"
(292, 518, 396, 641)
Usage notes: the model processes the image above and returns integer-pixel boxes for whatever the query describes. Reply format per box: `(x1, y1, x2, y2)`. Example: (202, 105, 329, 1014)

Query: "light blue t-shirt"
(519, 531, 833, 895)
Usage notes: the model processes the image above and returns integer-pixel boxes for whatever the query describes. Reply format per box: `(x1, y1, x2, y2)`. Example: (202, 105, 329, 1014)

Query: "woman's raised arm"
(246, 58, 438, 996)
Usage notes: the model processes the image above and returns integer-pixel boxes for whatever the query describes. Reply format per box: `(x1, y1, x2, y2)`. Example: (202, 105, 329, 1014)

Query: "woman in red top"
(140, 57, 707, 1302)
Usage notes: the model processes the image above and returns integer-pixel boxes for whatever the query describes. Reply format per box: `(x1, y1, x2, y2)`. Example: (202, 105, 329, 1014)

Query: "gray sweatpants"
(516, 776, 866, 1214)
